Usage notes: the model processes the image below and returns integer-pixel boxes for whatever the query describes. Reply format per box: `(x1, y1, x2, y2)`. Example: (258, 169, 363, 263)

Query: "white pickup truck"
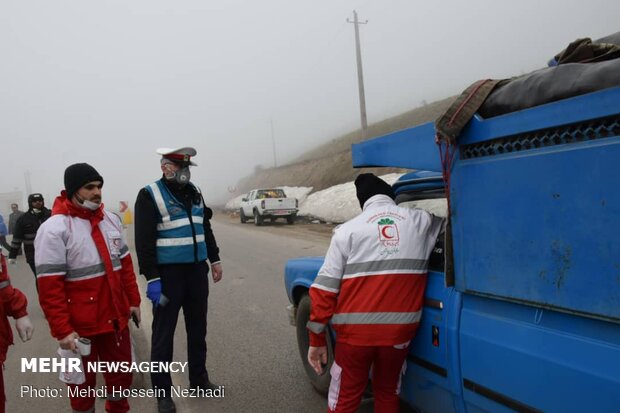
(240, 188, 298, 225)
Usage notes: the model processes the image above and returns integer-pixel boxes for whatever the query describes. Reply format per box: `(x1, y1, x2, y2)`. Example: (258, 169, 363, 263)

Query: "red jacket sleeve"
(0, 255, 28, 320)
(307, 228, 348, 347)
(35, 223, 74, 340)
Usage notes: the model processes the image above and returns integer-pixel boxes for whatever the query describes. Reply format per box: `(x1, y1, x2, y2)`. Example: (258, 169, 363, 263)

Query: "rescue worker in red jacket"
(307, 173, 445, 413)
(0, 253, 34, 413)
(35, 163, 141, 413)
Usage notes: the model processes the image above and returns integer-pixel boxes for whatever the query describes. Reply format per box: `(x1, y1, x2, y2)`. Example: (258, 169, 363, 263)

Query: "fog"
(1, 0, 619, 210)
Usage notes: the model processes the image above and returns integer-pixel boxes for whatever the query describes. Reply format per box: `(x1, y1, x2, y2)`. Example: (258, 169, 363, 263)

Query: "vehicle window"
(257, 189, 286, 199)
(398, 197, 447, 272)
(397, 198, 448, 218)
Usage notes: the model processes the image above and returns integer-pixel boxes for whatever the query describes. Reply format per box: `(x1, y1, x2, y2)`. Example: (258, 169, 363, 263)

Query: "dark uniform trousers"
(151, 261, 210, 398)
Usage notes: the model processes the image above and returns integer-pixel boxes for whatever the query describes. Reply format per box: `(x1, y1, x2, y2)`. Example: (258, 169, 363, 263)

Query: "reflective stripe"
(11, 237, 35, 244)
(66, 263, 106, 280)
(331, 311, 422, 325)
(36, 263, 68, 275)
(307, 321, 327, 334)
(312, 275, 342, 291)
(0, 280, 10, 289)
(156, 215, 204, 230)
(343, 259, 428, 276)
(66, 273, 105, 282)
(111, 258, 121, 268)
(24, 233, 36, 239)
(37, 273, 65, 279)
(148, 182, 171, 222)
(156, 234, 205, 247)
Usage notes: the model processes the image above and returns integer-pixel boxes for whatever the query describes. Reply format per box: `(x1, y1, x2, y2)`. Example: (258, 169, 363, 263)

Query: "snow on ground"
(224, 173, 448, 224)
(297, 173, 403, 223)
(224, 186, 313, 211)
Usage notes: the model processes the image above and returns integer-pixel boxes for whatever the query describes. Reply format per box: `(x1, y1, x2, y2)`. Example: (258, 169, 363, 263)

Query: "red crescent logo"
(381, 226, 394, 239)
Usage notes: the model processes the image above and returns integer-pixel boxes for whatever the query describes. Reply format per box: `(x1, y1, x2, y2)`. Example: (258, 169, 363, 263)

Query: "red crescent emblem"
(381, 226, 394, 239)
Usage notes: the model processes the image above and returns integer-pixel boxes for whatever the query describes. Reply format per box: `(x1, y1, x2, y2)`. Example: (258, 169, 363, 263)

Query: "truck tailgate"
(265, 198, 296, 210)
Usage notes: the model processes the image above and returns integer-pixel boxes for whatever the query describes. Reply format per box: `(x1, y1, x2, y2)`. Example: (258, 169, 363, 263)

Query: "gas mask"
(164, 164, 191, 186)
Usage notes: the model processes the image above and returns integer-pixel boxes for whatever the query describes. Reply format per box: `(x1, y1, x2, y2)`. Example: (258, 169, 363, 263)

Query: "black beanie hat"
(64, 163, 104, 199)
(28, 193, 44, 206)
(355, 173, 395, 209)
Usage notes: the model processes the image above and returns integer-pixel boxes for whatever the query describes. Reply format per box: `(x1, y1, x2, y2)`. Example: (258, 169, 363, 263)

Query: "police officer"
(134, 147, 223, 413)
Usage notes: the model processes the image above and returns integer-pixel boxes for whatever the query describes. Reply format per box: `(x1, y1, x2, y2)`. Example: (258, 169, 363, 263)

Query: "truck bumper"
(287, 304, 297, 326)
(264, 210, 298, 217)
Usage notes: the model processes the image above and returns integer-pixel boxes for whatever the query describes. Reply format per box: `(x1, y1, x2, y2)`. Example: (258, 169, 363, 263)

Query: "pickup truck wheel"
(254, 209, 263, 226)
(287, 216, 295, 225)
(239, 209, 247, 223)
(296, 293, 334, 396)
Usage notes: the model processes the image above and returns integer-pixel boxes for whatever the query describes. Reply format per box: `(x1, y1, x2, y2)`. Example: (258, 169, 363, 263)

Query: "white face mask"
(82, 200, 100, 211)
(75, 194, 101, 211)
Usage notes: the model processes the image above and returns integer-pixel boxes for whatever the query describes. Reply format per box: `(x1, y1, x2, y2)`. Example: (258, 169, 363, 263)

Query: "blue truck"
(284, 85, 620, 412)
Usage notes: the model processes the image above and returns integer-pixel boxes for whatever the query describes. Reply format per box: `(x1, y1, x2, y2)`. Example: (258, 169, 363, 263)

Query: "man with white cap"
(134, 147, 223, 413)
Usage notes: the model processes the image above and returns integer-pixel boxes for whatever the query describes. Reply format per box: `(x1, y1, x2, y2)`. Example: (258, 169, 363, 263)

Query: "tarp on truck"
(436, 31, 620, 143)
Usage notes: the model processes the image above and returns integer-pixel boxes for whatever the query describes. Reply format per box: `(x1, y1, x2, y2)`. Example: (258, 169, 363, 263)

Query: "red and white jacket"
(308, 195, 444, 347)
(0, 254, 28, 362)
(35, 194, 141, 340)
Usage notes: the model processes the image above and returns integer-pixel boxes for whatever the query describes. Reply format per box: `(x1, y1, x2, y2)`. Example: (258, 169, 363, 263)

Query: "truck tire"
(240, 208, 247, 223)
(254, 209, 263, 226)
(287, 216, 295, 225)
(296, 293, 335, 396)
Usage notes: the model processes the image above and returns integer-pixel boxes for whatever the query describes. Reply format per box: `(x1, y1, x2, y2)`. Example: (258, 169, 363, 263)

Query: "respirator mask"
(164, 162, 191, 186)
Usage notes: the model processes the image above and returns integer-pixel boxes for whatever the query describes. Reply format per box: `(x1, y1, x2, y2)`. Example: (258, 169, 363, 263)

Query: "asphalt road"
(3, 215, 342, 412)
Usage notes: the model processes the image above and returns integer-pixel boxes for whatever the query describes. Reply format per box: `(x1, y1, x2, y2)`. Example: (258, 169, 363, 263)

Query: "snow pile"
(223, 173, 448, 224)
(298, 173, 404, 223)
(224, 186, 313, 211)
(224, 194, 245, 211)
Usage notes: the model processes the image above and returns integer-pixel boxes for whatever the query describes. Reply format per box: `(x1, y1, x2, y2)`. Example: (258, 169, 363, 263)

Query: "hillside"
(234, 95, 456, 196)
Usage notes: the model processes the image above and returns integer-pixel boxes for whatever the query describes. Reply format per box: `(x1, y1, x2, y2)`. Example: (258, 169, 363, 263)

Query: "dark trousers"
(151, 262, 210, 398)
(27, 261, 38, 293)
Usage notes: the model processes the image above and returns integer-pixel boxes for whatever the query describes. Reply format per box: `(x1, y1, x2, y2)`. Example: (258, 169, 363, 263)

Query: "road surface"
(3, 214, 347, 412)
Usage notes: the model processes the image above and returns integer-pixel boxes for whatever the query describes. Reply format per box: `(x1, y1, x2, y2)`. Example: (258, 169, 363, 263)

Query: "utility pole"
(24, 170, 32, 195)
(270, 119, 277, 168)
(347, 10, 368, 140)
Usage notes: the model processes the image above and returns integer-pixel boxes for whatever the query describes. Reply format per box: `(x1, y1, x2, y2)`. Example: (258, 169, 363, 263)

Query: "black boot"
(157, 397, 176, 413)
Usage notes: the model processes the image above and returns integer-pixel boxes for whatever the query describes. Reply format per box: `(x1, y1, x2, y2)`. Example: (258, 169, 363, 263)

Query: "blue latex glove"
(146, 279, 162, 306)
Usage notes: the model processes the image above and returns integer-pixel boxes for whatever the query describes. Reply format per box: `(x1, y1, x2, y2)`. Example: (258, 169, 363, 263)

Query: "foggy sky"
(1, 0, 619, 210)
